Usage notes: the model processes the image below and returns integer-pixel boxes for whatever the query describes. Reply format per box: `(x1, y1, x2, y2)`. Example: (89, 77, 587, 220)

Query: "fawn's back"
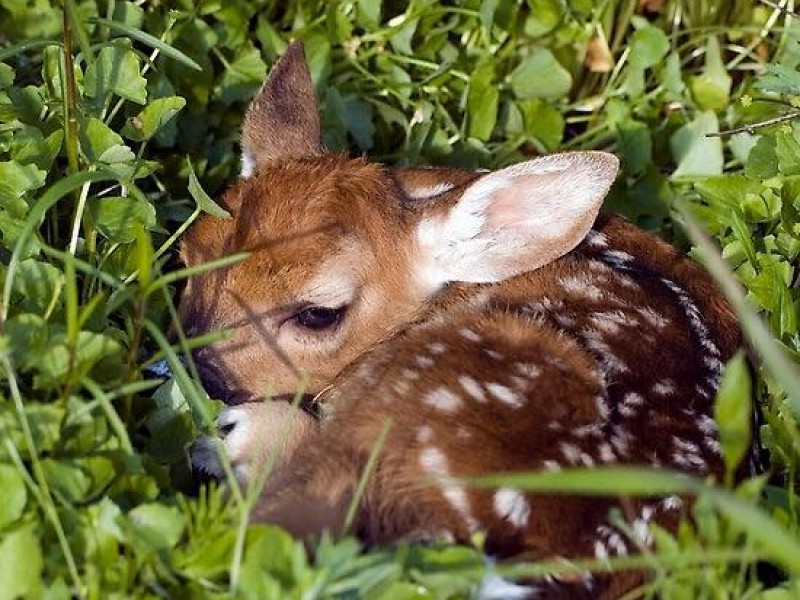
(181, 43, 743, 599)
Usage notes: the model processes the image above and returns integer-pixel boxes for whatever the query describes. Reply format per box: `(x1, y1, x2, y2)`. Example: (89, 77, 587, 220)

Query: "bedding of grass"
(0, 0, 799, 597)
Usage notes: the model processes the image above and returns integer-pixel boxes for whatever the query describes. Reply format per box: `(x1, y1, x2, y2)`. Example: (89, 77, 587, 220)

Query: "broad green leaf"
(187, 160, 231, 218)
(671, 111, 723, 177)
(629, 24, 670, 69)
(523, 0, 564, 38)
(510, 49, 572, 101)
(617, 119, 652, 175)
(11, 259, 63, 314)
(79, 117, 125, 163)
(756, 63, 800, 94)
(0, 161, 46, 216)
(467, 59, 499, 141)
(519, 99, 564, 150)
(40, 458, 92, 504)
(128, 503, 187, 550)
(688, 36, 731, 111)
(0, 464, 26, 529)
(0, 63, 15, 89)
(10, 126, 62, 170)
(85, 40, 147, 104)
(37, 331, 123, 386)
(357, 0, 382, 29)
(219, 44, 267, 105)
(775, 124, 800, 176)
(121, 96, 186, 142)
(0, 525, 42, 600)
(714, 352, 753, 477)
(90, 196, 158, 243)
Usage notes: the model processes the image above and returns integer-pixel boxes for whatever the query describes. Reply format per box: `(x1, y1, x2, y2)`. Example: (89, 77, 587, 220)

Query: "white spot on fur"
(416, 355, 435, 368)
(494, 488, 531, 528)
(402, 368, 420, 381)
(485, 349, 503, 360)
(416, 425, 434, 443)
(598, 442, 616, 463)
(427, 342, 447, 354)
(585, 230, 608, 248)
(486, 383, 524, 409)
(514, 363, 541, 378)
(661, 495, 684, 511)
(652, 380, 676, 396)
(458, 375, 487, 402)
(542, 460, 562, 472)
(594, 540, 609, 560)
(420, 447, 478, 531)
(424, 387, 462, 412)
(638, 306, 669, 329)
(460, 327, 482, 342)
(560, 274, 606, 301)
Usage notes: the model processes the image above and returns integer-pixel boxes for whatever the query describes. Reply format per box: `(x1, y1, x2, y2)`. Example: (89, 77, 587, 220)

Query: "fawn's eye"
(292, 306, 346, 331)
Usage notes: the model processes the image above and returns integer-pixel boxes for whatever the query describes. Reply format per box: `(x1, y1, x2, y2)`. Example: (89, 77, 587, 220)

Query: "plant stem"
(62, 4, 80, 176)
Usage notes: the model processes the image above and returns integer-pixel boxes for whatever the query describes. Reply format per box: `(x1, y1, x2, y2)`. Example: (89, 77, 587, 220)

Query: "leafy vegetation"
(0, 0, 799, 597)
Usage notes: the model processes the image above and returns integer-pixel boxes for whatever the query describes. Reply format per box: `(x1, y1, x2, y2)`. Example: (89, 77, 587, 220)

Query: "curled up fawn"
(180, 42, 746, 598)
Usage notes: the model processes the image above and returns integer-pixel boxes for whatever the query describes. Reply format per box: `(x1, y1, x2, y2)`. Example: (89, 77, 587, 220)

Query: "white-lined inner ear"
(414, 152, 619, 291)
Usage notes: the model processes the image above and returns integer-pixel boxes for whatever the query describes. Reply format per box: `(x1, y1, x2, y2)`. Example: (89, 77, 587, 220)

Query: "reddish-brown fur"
(180, 42, 743, 599)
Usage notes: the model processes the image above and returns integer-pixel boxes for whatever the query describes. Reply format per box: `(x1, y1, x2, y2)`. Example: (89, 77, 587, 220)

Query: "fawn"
(180, 42, 743, 598)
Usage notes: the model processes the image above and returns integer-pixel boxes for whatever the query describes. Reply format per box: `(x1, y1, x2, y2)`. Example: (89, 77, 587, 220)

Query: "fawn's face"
(180, 156, 428, 401)
(180, 42, 619, 404)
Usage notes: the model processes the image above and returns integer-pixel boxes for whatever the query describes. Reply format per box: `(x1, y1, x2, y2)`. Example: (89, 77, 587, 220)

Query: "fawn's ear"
(393, 166, 481, 200)
(415, 151, 619, 288)
(241, 41, 323, 177)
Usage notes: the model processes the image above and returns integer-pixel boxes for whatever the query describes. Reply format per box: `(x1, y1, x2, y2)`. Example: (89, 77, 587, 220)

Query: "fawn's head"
(179, 42, 620, 404)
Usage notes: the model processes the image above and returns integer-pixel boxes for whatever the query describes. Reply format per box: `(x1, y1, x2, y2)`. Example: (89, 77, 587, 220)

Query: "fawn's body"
(182, 43, 742, 599)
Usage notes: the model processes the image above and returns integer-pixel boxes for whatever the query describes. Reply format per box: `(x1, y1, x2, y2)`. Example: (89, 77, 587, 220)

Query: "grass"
(0, 0, 799, 597)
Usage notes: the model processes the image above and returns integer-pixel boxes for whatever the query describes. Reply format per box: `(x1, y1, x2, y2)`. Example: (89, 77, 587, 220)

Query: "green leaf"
(357, 0, 382, 29)
(775, 124, 800, 176)
(467, 59, 499, 141)
(519, 99, 564, 151)
(219, 43, 267, 105)
(688, 36, 731, 111)
(629, 24, 670, 69)
(128, 503, 187, 550)
(0, 63, 15, 89)
(10, 126, 63, 170)
(0, 161, 46, 216)
(0, 464, 27, 529)
(671, 111, 723, 177)
(11, 259, 63, 314)
(714, 352, 753, 477)
(79, 117, 125, 163)
(510, 49, 572, 101)
(121, 96, 186, 142)
(523, 0, 564, 38)
(617, 119, 652, 176)
(37, 331, 123, 386)
(187, 160, 231, 218)
(85, 40, 147, 105)
(0, 525, 42, 600)
(90, 196, 158, 243)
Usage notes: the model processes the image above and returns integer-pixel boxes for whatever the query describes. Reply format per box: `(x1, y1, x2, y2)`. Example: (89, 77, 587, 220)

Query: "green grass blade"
(0, 39, 61, 61)
(91, 18, 201, 71)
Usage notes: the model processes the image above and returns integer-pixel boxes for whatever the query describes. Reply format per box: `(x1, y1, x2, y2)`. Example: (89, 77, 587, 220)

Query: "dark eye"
(293, 306, 346, 330)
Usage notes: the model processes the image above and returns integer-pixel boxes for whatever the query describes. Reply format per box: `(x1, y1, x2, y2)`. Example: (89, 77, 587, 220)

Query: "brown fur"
(180, 42, 743, 599)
